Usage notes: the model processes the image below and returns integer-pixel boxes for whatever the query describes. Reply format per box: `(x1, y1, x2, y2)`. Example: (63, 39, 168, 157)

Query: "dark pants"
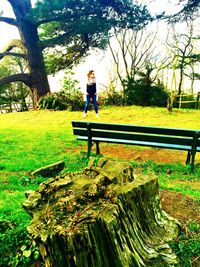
(84, 95, 98, 114)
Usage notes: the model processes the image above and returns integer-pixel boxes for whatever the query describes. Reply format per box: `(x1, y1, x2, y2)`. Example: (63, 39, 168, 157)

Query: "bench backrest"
(72, 121, 200, 148)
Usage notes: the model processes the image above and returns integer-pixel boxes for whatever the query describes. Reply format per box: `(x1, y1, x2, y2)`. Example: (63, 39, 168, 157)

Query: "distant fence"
(175, 92, 200, 109)
(0, 102, 34, 114)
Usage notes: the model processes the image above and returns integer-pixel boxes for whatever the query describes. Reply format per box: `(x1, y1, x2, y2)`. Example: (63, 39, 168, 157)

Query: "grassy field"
(0, 106, 200, 266)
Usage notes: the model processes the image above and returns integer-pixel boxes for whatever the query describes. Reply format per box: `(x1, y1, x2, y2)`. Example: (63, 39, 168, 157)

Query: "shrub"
(38, 93, 66, 110)
(38, 92, 85, 111)
(101, 90, 123, 106)
(38, 69, 86, 111)
(123, 79, 169, 107)
(149, 85, 169, 107)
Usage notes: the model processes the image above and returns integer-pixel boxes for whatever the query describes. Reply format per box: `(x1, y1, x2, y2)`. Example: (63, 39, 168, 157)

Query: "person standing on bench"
(83, 70, 99, 118)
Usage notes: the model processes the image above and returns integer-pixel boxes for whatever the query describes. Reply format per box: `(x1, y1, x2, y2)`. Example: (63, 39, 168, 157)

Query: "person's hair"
(87, 70, 94, 78)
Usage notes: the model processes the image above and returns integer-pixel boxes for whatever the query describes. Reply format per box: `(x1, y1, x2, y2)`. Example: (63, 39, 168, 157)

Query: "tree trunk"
(177, 64, 184, 95)
(19, 20, 50, 102)
(24, 158, 180, 267)
(10, 0, 50, 102)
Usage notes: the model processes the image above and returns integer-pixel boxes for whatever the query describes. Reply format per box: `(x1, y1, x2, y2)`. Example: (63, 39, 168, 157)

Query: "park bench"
(72, 121, 200, 172)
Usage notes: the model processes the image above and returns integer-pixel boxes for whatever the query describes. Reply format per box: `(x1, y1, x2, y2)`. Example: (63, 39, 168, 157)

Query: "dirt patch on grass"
(160, 190, 200, 225)
(99, 145, 189, 164)
(69, 143, 196, 164)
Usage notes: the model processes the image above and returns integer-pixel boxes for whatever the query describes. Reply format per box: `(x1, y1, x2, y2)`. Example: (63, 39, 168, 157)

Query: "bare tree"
(108, 26, 158, 83)
(166, 22, 195, 95)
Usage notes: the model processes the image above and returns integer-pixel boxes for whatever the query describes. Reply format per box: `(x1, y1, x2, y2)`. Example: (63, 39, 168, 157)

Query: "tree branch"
(0, 73, 31, 87)
(0, 39, 26, 60)
(40, 30, 75, 50)
(0, 16, 18, 26)
(36, 11, 97, 27)
(0, 51, 27, 60)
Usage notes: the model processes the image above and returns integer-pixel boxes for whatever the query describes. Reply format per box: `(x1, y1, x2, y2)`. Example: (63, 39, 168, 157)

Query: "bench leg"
(96, 141, 100, 155)
(87, 123, 92, 157)
(190, 151, 196, 173)
(189, 132, 199, 172)
(186, 151, 191, 165)
(87, 141, 92, 157)
(186, 150, 195, 172)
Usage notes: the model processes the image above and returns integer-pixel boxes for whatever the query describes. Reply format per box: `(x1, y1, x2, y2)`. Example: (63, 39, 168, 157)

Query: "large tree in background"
(0, 0, 152, 103)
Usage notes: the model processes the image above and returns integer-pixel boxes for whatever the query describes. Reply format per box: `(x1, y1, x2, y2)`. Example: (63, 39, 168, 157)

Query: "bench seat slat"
(73, 129, 194, 146)
(72, 121, 197, 137)
(77, 136, 193, 151)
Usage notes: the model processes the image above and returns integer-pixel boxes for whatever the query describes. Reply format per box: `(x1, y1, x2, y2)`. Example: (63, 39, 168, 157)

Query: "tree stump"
(23, 158, 180, 267)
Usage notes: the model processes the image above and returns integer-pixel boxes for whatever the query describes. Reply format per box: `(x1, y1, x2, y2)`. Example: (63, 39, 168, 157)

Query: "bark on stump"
(23, 158, 180, 267)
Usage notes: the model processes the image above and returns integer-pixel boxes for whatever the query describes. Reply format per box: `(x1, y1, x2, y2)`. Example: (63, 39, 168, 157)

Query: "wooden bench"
(72, 121, 200, 172)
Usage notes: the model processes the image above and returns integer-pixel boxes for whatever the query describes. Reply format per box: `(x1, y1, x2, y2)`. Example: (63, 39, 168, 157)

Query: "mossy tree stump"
(24, 158, 180, 267)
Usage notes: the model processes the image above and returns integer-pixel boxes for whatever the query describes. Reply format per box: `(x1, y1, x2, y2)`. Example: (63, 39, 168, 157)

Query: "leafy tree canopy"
(30, 0, 152, 73)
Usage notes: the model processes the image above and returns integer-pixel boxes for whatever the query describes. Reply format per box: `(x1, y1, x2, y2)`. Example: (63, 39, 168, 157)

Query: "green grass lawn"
(0, 106, 200, 266)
